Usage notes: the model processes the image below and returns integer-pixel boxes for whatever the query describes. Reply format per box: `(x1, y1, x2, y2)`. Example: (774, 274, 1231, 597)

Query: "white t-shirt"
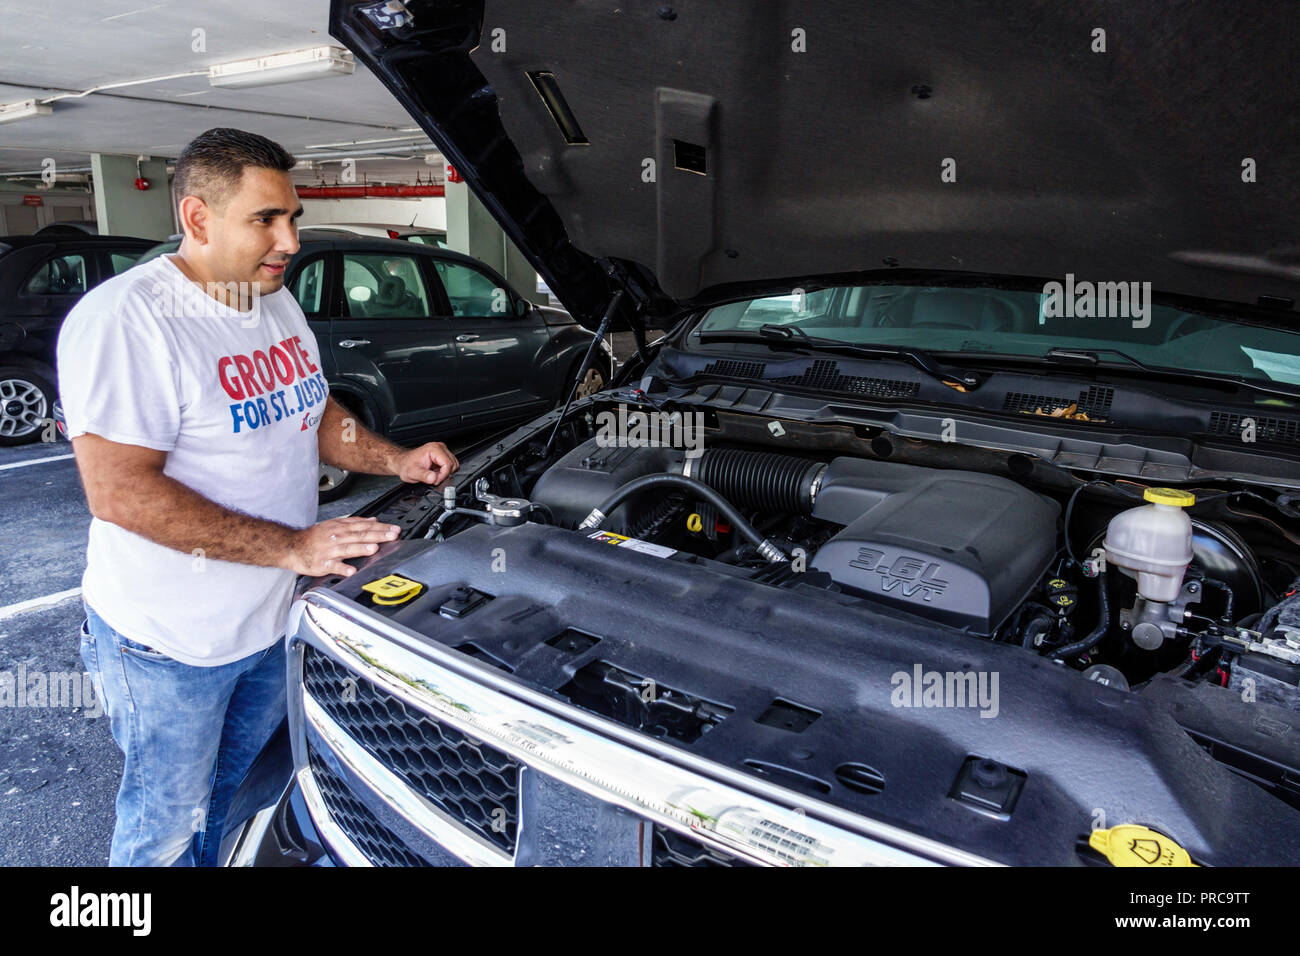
(57, 253, 326, 666)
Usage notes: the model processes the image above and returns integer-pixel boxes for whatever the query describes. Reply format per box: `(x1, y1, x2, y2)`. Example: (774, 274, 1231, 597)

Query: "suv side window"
(23, 253, 88, 295)
(290, 257, 327, 316)
(431, 259, 514, 317)
(108, 252, 143, 275)
(342, 253, 431, 318)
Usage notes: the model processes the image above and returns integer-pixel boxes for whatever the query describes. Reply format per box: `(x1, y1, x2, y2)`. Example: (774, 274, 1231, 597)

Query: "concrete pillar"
(90, 154, 174, 240)
(444, 179, 544, 305)
(502, 240, 542, 306)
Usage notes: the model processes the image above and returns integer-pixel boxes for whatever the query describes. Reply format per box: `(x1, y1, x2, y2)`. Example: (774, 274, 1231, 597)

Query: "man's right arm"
(72, 433, 398, 578)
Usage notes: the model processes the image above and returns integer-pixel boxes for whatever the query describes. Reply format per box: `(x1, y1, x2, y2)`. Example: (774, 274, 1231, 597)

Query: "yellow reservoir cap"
(361, 574, 425, 606)
(1143, 487, 1196, 507)
(1088, 825, 1199, 867)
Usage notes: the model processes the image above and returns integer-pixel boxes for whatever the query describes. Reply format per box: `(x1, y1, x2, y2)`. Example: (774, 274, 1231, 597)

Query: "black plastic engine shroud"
(319, 524, 1300, 866)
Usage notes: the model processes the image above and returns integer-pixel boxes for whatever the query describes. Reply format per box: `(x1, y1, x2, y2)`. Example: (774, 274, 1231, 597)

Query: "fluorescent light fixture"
(208, 46, 354, 89)
(0, 99, 53, 125)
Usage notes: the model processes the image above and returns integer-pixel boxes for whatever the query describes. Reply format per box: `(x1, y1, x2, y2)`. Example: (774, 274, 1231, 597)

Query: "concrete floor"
(0, 440, 400, 866)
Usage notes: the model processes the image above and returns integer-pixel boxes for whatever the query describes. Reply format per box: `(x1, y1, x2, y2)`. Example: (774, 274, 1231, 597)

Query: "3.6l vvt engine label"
(849, 548, 949, 601)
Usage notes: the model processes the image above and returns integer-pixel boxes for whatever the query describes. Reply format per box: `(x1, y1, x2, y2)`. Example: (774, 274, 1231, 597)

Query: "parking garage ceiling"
(0, 0, 443, 184)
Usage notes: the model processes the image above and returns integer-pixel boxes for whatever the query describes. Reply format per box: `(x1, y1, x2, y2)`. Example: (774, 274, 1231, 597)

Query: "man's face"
(200, 167, 302, 291)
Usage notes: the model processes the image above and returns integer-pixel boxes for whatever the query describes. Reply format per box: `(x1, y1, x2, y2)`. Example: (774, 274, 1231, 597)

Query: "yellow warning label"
(586, 530, 677, 558)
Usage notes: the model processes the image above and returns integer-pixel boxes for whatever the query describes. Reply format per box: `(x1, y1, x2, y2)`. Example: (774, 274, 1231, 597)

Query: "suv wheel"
(0, 365, 56, 446)
(318, 393, 368, 503)
(574, 364, 605, 399)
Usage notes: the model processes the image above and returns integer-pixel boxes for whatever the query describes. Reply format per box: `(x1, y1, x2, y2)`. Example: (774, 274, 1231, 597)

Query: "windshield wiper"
(1042, 347, 1102, 365)
(1034, 346, 1300, 400)
(697, 328, 980, 388)
(757, 323, 811, 341)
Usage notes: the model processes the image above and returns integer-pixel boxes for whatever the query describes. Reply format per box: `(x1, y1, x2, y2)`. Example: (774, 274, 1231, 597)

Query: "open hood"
(332, 0, 1300, 331)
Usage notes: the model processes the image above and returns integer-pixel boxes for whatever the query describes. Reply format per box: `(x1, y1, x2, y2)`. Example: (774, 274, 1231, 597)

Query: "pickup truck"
(219, 0, 1300, 867)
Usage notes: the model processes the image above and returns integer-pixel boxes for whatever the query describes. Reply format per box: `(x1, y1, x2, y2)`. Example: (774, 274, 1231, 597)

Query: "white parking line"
(0, 452, 75, 471)
(0, 587, 83, 621)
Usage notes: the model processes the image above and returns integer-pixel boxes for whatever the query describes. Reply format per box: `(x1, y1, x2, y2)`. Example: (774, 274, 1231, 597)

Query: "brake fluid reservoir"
(1103, 488, 1195, 603)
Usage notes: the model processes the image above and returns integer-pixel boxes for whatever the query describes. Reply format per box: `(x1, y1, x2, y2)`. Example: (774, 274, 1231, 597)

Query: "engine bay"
(337, 399, 1300, 831)
(427, 405, 1300, 698)
(530, 438, 1064, 636)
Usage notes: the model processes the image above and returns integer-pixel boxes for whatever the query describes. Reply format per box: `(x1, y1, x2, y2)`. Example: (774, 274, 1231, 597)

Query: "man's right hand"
(286, 516, 402, 577)
(70, 433, 405, 577)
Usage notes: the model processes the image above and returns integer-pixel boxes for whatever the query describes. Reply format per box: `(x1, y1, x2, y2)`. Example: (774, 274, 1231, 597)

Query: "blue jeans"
(78, 601, 287, 866)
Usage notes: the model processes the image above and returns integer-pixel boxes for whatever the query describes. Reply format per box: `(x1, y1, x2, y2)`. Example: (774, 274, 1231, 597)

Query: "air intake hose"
(578, 474, 788, 563)
(683, 448, 826, 515)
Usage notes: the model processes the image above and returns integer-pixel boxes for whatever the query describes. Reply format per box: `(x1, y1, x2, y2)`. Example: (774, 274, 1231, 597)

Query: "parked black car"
(138, 231, 611, 500)
(33, 222, 101, 237)
(312, 223, 449, 247)
(219, 1, 1300, 868)
(0, 233, 155, 445)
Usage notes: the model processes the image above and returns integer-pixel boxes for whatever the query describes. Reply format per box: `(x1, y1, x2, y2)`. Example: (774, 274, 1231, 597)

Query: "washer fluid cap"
(1088, 825, 1198, 867)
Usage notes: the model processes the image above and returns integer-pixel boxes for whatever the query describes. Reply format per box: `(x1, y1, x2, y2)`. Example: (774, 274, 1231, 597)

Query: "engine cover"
(810, 458, 1060, 635)
(530, 436, 683, 529)
(533, 440, 1059, 635)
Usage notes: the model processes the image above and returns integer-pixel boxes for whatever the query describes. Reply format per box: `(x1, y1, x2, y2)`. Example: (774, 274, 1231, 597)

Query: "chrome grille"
(651, 824, 754, 867)
(302, 646, 521, 855)
(307, 747, 427, 866)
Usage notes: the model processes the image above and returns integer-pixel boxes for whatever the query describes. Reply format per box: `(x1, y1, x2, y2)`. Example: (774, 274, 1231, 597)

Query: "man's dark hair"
(172, 128, 296, 208)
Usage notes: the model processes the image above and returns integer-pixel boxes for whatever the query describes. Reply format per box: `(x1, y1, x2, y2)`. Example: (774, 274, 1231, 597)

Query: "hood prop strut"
(543, 289, 625, 458)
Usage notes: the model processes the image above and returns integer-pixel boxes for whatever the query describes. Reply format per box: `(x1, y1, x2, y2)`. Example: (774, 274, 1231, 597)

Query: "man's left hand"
(390, 442, 460, 485)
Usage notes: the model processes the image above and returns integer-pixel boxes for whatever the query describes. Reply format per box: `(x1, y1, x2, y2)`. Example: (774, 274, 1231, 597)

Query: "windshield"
(696, 285, 1300, 387)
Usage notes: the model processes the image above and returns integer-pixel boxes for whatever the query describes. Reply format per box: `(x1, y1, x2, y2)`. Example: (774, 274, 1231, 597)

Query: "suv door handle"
(338, 339, 370, 348)
(456, 334, 479, 342)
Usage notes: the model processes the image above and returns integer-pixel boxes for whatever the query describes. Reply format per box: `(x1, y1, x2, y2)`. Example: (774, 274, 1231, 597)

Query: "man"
(57, 127, 459, 866)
